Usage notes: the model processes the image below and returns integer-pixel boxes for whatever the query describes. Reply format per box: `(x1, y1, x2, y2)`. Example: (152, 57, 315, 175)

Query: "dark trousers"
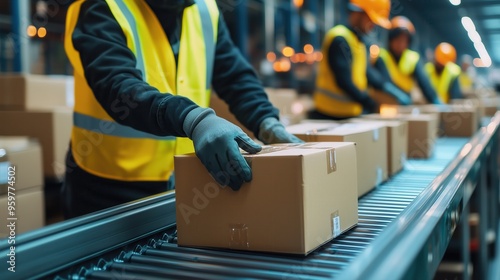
(62, 149, 172, 219)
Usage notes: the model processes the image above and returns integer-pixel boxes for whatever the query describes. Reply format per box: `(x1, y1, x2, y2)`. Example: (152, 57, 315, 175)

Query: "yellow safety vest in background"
(65, 0, 219, 181)
(314, 25, 367, 118)
(459, 72, 474, 92)
(379, 48, 420, 93)
(425, 62, 461, 104)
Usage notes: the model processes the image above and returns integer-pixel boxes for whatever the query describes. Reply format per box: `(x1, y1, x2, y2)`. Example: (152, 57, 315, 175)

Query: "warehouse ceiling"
(407, 0, 500, 67)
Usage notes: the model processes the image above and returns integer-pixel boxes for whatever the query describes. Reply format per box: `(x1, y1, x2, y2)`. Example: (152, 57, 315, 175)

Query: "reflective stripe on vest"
(73, 112, 175, 140)
(425, 62, 461, 104)
(314, 25, 366, 118)
(64, 0, 219, 181)
(379, 48, 419, 93)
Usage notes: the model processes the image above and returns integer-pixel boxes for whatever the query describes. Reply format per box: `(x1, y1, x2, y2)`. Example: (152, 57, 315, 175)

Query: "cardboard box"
(362, 113, 438, 159)
(287, 122, 388, 196)
(0, 185, 45, 237)
(0, 137, 43, 193)
(0, 108, 72, 179)
(0, 74, 74, 110)
(394, 105, 478, 137)
(451, 99, 484, 121)
(350, 119, 408, 176)
(175, 142, 358, 255)
(478, 97, 499, 117)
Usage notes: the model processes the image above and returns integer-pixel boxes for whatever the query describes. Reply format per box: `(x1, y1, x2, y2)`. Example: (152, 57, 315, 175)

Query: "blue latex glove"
(258, 117, 304, 144)
(183, 108, 261, 191)
(382, 82, 412, 106)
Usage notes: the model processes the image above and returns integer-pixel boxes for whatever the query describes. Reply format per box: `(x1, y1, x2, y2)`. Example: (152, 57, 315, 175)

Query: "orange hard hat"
(350, 0, 392, 29)
(391, 16, 415, 34)
(435, 43, 457, 66)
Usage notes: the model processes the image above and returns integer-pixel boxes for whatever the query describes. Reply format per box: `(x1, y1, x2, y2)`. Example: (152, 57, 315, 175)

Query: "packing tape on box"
(229, 223, 250, 249)
(331, 211, 341, 238)
(303, 125, 342, 142)
(326, 149, 337, 174)
(373, 128, 379, 142)
(243, 143, 337, 174)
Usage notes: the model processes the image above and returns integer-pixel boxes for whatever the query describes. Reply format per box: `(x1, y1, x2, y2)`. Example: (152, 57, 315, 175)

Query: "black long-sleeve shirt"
(373, 52, 440, 103)
(449, 76, 463, 100)
(326, 26, 385, 108)
(64, 0, 279, 202)
(71, 0, 278, 139)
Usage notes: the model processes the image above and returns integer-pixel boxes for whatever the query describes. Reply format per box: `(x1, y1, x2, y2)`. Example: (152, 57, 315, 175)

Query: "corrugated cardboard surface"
(396, 105, 478, 137)
(350, 119, 408, 176)
(0, 108, 72, 179)
(175, 142, 358, 255)
(0, 74, 73, 110)
(362, 114, 438, 158)
(287, 122, 388, 196)
(0, 137, 43, 192)
(0, 185, 45, 237)
(479, 97, 499, 117)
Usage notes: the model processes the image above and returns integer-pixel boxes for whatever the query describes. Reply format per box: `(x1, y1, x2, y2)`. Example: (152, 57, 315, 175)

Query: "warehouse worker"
(311, 0, 411, 120)
(425, 43, 463, 103)
(374, 16, 441, 104)
(63, 0, 302, 218)
(459, 55, 475, 92)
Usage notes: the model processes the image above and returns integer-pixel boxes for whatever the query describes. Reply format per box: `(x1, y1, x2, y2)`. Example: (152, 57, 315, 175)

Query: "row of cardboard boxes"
(175, 105, 500, 256)
(0, 74, 499, 249)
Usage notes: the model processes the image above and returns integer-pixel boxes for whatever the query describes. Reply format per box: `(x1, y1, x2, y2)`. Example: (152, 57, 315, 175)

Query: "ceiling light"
(450, 0, 461, 6)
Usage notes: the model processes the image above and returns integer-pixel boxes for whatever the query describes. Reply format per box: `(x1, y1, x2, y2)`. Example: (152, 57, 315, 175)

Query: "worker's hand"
(183, 108, 262, 191)
(382, 82, 412, 106)
(258, 117, 304, 144)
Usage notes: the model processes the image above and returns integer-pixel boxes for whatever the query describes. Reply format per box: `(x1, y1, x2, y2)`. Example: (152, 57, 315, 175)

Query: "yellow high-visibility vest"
(459, 72, 474, 92)
(314, 25, 367, 118)
(65, 0, 219, 181)
(425, 62, 461, 104)
(379, 48, 420, 93)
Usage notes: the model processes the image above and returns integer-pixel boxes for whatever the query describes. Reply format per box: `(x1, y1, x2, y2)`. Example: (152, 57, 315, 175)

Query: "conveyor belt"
(74, 138, 469, 280)
(1, 114, 498, 280)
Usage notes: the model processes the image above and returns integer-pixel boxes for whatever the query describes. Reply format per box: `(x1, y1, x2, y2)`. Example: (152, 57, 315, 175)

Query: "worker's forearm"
(449, 78, 463, 100)
(367, 64, 386, 90)
(212, 15, 279, 136)
(414, 61, 440, 103)
(373, 58, 392, 82)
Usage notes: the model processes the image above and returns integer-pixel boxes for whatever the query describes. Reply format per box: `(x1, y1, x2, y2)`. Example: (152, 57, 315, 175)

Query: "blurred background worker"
(374, 16, 441, 105)
(310, 0, 411, 120)
(425, 43, 463, 103)
(63, 0, 301, 218)
(459, 54, 476, 92)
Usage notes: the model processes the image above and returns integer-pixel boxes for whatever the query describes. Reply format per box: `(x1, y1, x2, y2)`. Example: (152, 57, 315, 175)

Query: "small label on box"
(229, 223, 249, 249)
(376, 167, 383, 186)
(373, 128, 379, 142)
(332, 212, 341, 238)
(326, 149, 337, 174)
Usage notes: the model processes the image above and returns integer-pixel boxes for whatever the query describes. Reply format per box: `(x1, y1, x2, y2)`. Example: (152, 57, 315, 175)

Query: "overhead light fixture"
(449, 0, 461, 6)
(461, 16, 491, 67)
